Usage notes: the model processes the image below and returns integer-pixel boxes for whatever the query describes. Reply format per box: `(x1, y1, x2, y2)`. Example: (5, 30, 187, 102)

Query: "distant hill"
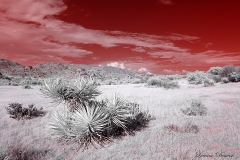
(0, 59, 140, 80)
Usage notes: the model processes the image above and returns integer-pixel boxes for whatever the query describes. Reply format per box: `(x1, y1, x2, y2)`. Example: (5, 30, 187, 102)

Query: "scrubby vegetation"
(146, 76, 179, 89)
(186, 70, 211, 85)
(22, 84, 32, 89)
(180, 99, 207, 116)
(5, 103, 45, 120)
(40, 76, 152, 150)
(164, 122, 199, 134)
(207, 65, 240, 83)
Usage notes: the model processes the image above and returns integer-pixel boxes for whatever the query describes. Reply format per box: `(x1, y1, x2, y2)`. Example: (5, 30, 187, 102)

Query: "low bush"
(212, 75, 221, 83)
(10, 83, 19, 86)
(23, 84, 32, 89)
(183, 122, 199, 134)
(228, 72, 240, 82)
(104, 80, 117, 85)
(181, 99, 207, 116)
(186, 71, 209, 85)
(5, 103, 45, 120)
(147, 76, 179, 89)
(203, 78, 215, 87)
(0, 75, 11, 80)
(166, 74, 185, 80)
(130, 78, 142, 84)
(221, 77, 229, 84)
(219, 65, 235, 77)
(207, 66, 223, 75)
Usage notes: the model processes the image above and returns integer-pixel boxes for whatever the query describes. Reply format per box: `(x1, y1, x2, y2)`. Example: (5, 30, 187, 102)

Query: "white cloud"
(107, 62, 126, 69)
(163, 69, 175, 73)
(131, 47, 146, 53)
(159, 0, 173, 5)
(205, 42, 213, 48)
(138, 67, 149, 74)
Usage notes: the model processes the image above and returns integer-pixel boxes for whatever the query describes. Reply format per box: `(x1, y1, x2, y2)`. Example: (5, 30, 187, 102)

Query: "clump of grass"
(4, 144, 51, 160)
(164, 122, 199, 134)
(5, 103, 45, 120)
(180, 99, 207, 116)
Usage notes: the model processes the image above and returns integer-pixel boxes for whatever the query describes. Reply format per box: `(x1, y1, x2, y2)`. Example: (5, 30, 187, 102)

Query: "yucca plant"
(43, 76, 153, 149)
(48, 101, 109, 150)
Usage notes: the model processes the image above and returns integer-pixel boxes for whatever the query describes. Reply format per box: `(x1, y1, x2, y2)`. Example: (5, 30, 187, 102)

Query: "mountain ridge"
(0, 58, 140, 80)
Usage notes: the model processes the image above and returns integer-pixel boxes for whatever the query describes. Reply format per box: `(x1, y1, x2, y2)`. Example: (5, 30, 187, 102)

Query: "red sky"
(0, 0, 240, 74)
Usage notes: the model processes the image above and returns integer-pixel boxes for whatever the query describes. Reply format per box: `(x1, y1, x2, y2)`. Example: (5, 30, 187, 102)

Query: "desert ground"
(0, 79, 240, 160)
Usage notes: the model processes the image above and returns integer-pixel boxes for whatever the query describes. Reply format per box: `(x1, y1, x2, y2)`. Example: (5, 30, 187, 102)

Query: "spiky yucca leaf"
(40, 77, 69, 106)
(40, 76, 101, 108)
(48, 107, 75, 140)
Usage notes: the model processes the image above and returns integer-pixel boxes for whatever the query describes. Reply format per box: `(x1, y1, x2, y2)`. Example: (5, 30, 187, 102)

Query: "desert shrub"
(164, 124, 181, 133)
(166, 74, 185, 80)
(0, 75, 11, 80)
(181, 99, 207, 116)
(104, 80, 116, 85)
(43, 76, 152, 149)
(183, 122, 199, 133)
(235, 66, 240, 74)
(10, 83, 19, 86)
(147, 76, 179, 89)
(228, 72, 240, 82)
(202, 78, 215, 87)
(130, 78, 142, 84)
(212, 75, 221, 83)
(186, 71, 209, 85)
(23, 84, 32, 89)
(164, 122, 199, 134)
(5, 103, 45, 120)
(207, 66, 223, 75)
(4, 144, 50, 160)
(219, 65, 235, 77)
(221, 77, 229, 84)
(0, 79, 10, 86)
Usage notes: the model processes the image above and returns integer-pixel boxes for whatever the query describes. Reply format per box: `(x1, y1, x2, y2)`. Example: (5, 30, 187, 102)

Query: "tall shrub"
(186, 71, 209, 85)
(219, 65, 235, 77)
